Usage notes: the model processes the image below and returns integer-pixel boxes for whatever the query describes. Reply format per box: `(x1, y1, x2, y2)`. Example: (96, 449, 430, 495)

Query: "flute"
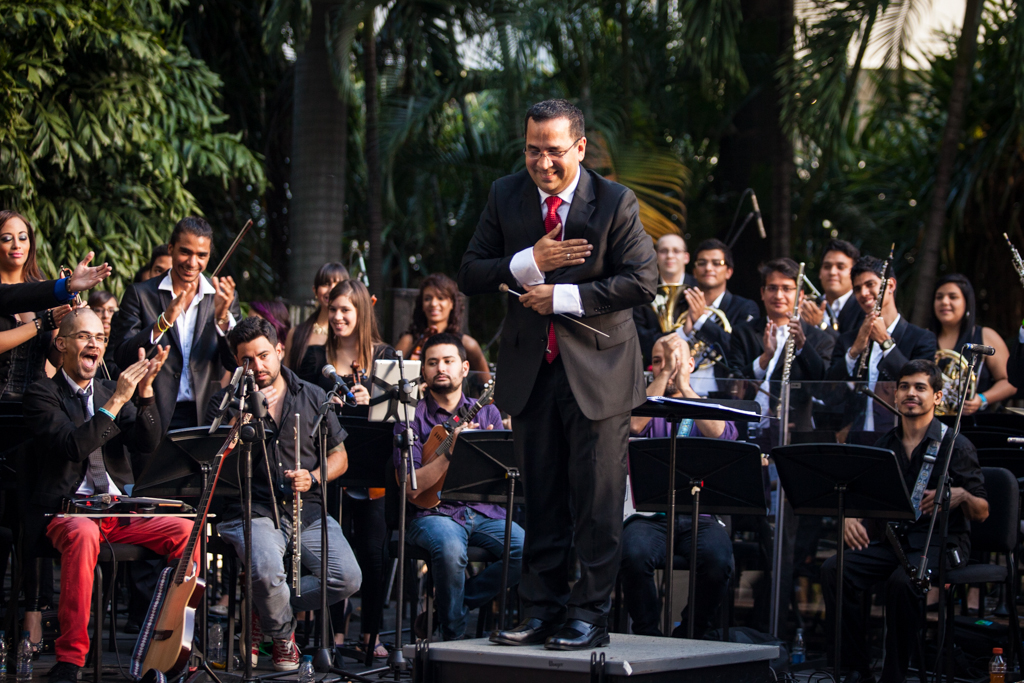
(781, 263, 805, 384)
(856, 243, 895, 378)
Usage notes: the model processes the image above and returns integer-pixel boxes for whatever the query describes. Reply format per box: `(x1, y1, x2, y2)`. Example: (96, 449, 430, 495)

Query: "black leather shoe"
(490, 618, 564, 646)
(843, 671, 876, 683)
(48, 661, 80, 683)
(544, 619, 610, 651)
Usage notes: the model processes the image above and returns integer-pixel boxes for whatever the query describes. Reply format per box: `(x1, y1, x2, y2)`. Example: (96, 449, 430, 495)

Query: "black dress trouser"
(512, 356, 631, 627)
(820, 540, 942, 683)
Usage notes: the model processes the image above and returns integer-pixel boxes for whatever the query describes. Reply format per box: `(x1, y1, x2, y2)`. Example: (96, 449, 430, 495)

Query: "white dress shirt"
(151, 274, 236, 402)
(829, 289, 853, 322)
(64, 370, 122, 496)
(844, 314, 900, 431)
(508, 170, 585, 316)
(751, 324, 790, 424)
(683, 291, 726, 396)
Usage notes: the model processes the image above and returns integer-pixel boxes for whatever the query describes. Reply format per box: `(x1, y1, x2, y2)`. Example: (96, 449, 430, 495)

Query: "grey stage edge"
(402, 634, 780, 682)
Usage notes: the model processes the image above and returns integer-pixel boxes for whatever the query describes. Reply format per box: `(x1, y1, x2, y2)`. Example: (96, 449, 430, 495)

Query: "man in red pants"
(23, 308, 189, 683)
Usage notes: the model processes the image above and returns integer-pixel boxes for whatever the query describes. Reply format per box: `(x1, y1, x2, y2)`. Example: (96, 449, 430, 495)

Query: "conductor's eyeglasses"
(524, 138, 582, 161)
(695, 258, 728, 268)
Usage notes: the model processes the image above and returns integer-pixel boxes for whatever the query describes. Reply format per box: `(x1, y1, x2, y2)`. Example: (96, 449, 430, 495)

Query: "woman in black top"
(285, 262, 349, 371)
(930, 274, 1016, 413)
(298, 279, 394, 657)
(0, 210, 72, 652)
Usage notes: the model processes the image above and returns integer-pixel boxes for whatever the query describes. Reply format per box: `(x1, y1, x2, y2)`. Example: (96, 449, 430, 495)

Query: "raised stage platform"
(403, 633, 780, 682)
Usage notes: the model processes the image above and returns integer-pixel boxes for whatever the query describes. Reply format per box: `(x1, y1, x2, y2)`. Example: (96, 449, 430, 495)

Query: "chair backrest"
(970, 467, 1019, 554)
(976, 449, 1024, 479)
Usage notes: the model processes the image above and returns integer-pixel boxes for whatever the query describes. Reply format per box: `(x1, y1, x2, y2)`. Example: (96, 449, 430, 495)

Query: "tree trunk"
(910, 0, 984, 325)
(364, 21, 384, 301)
(770, 0, 795, 258)
(287, 0, 347, 302)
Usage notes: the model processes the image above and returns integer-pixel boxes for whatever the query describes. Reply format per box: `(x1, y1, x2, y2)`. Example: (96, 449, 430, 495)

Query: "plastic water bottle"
(791, 628, 806, 665)
(208, 623, 224, 664)
(989, 647, 1007, 683)
(15, 632, 31, 683)
(0, 630, 8, 683)
(297, 655, 315, 683)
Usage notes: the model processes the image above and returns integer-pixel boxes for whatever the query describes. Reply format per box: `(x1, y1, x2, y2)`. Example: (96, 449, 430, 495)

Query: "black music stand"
(630, 397, 761, 636)
(332, 415, 395, 670)
(629, 437, 766, 638)
(772, 444, 915, 683)
(439, 430, 521, 630)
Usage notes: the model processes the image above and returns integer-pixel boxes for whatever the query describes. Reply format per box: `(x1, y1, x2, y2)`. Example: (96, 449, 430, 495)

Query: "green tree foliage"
(0, 0, 265, 297)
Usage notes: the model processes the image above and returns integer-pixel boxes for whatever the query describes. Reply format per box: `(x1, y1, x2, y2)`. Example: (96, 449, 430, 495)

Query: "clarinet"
(1004, 233, 1024, 289)
(856, 243, 895, 378)
(291, 413, 302, 597)
(781, 263, 805, 384)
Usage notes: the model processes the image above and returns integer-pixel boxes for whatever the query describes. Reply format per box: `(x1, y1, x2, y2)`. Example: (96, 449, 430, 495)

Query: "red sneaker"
(250, 609, 263, 666)
(272, 634, 300, 672)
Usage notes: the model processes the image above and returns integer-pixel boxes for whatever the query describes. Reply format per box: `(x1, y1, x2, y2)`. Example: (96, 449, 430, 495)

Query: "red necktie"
(544, 196, 563, 363)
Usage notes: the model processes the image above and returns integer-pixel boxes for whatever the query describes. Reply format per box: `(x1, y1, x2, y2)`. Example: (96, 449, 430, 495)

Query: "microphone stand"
(309, 390, 380, 683)
(388, 353, 417, 679)
(914, 350, 982, 682)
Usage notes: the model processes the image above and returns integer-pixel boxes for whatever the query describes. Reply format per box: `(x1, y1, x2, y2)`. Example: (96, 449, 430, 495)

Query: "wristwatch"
(880, 337, 895, 352)
(310, 472, 320, 488)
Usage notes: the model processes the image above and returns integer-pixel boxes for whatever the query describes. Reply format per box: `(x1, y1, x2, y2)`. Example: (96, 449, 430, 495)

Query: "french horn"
(935, 348, 978, 415)
(652, 284, 731, 371)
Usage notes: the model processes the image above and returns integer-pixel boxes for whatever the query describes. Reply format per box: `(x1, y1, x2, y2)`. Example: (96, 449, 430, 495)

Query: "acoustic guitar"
(404, 381, 495, 509)
(139, 416, 247, 679)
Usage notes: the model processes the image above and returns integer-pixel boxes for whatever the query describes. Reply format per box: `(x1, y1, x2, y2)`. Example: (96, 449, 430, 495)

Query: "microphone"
(962, 343, 995, 356)
(750, 191, 767, 239)
(322, 364, 357, 402)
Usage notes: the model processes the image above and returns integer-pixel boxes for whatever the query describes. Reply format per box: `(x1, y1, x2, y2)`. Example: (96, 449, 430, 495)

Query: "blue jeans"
(218, 514, 361, 639)
(619, 515, 733, 638)
(406, 510, 524, 640)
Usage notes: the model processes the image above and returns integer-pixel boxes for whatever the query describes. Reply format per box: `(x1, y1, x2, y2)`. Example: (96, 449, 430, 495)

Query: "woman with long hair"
(284, 262, 348, 370)
(0, 210, 72, 654)
(249, 300, 291, 344)
(930, 274, 1016, 413)
(297, 279, 394, 657)
(395, 273, 491, 382)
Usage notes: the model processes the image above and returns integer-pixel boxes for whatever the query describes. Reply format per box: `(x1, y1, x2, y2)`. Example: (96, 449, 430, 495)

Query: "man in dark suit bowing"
(730, 258, 834, 434)
(827, 255, 937, 433)
(110, 216, 241, 430)
(459, 99, 657, 650)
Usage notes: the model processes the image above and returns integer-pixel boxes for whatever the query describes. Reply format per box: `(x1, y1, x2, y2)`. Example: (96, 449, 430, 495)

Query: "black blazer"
(109, 275, 240, 429)
(459, 168, 658, 420)
(835, 294, 866, 336)
(730, 317, 834, 431)
(0, 279, 68, 316)
(689, 290, 759, 356)
(633, 274, 697, 365)
(826, 316, 937, 382)
(23, 375, 163, 513)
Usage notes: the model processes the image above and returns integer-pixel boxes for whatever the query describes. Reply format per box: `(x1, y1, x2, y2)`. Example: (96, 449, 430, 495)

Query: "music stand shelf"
(772, 443, 914, 683)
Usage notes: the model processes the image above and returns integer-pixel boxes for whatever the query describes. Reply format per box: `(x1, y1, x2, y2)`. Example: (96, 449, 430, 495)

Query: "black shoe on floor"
(48, 661, 81, 683)
(544, 620, 610, 651)
(124, 621, 141, 635)
(490, 618, 564, 646)
(843, 671, 876, 683)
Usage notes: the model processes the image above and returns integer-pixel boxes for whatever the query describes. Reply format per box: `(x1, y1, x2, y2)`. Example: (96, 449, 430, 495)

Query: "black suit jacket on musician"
(23, 375, 163, 513)
(458, 168, 658, 421)
(109, 274, 240, 430)
(632, 274, 697, 365)
(835, 294, 866, 336)
(826, 316, 937, 382)
(730, 316, 834, 431)
(0, 279, 69, 316)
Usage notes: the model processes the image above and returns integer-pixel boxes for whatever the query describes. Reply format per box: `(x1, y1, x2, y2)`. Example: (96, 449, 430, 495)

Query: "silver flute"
(292, 413, 302, 597)
(1004, 233, 1024, 289)
(781, 262, 806, 384)
(856, 243, 895, 378)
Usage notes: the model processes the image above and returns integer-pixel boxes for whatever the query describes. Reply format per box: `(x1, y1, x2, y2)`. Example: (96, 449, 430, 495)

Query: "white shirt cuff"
(510, 247, 545, 287)
(693, 311, 712, 331)
(845, 352, 858, 375)
(752, 359, 767, 380)
(214, 312, 237, 337)
(553, 285, 584, 317)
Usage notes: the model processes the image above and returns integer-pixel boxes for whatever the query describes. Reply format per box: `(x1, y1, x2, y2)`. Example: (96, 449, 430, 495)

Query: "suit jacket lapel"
(60, 380, 86, 427)
(892, 317, 909, 350)
(562, 169, 595, 243)
(519, 177, 546, 244)
(195, 282, 214, 349)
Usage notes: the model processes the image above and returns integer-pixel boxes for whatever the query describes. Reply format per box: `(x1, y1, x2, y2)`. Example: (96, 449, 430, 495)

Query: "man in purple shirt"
(619, 334, 737, 638)
(394, 333, 524, 640)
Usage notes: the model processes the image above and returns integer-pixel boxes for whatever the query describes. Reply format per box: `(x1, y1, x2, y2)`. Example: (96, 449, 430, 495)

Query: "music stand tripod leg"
(834, 486, 846, 683)
(497, 470, 518, 631)
(663, 419, 679, 637)
(687, 481, 700, 639)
